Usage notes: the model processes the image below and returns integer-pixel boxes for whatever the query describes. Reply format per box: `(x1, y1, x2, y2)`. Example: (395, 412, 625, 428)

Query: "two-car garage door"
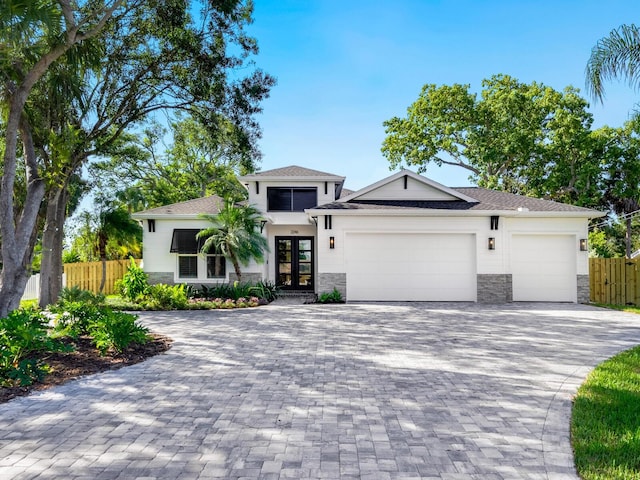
(344, 232, 577, 302)
(345, 233, 477, 301)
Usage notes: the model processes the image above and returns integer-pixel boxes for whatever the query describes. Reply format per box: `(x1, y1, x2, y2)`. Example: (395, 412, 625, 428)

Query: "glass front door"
(276, 237, 314, 290)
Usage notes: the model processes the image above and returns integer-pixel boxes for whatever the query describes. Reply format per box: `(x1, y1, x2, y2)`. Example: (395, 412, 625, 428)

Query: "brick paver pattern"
(1, 303, 640, 479)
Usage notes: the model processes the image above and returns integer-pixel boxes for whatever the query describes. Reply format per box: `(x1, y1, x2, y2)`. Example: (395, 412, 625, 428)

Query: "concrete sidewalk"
(1, 303, 639, 479)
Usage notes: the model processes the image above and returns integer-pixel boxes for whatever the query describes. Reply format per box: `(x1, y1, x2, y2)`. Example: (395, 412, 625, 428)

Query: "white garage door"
(345, 233, 477, 301)
(511, 235, 576, 302)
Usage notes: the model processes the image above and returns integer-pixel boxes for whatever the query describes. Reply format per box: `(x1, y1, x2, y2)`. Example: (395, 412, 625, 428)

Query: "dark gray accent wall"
(477, 274, 513, 303)
(318, 273, 346, 299)
(577, 274, 590, 304)
(147, 272, 174, 285)
(229, 272, 263, 284)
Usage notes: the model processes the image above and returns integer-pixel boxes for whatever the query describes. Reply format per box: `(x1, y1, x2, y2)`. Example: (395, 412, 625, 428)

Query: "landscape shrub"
(141, 284, 188, 310)
(249, 280, 280, 302)
(50, 301, 105, 338)
(191, 280, 279, 303)
(87, 310, 149, 355)
(317, 288, 344, 304)
(0, 308, 70, 386)
(117, 258, 149, 301)
(59, 286, 105, 305)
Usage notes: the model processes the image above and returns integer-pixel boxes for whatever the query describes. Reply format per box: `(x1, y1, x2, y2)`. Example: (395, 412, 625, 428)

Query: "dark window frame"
(267, 187, 318, 212)
(170, 229, 204, 254)
(178, 255, 198, 278)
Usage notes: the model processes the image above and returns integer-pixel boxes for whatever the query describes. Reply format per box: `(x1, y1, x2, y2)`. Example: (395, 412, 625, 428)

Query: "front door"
(276, 237, 314, 290)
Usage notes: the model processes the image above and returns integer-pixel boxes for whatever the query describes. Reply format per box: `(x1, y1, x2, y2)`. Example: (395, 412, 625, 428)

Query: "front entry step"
(272, 291, 316, 305)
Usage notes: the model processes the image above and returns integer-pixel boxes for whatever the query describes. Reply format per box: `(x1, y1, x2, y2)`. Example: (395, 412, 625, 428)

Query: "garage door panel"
(346, 233, 476, 301)
(512, 235, 576, 302)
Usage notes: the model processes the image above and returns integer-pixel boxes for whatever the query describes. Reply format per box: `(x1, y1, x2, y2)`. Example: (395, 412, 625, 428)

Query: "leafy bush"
(141, 284, 188, 310)
(50, 301, 106, 338)
(59, 286, 105, 305)
(62, 249, 82, 263)
(118, 258, 149, 301)
(317, 288, 344, 304)
(190, 281, 278, 302)
(0, 308, 70, 386)
(87, 310, 149, 355)
(249, 280, 280, 302)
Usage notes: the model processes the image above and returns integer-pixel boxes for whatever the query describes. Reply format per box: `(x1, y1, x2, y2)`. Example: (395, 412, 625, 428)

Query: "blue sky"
(247, 0, 640, 190)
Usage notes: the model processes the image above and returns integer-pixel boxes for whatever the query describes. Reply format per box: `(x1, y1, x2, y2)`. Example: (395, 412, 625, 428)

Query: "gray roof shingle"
(312, 187, 602, 214)
(132, 195, 224, 217)
(244, 165, 344, 178)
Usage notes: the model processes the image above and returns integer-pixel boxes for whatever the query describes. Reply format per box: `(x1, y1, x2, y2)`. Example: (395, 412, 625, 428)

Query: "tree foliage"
(0, 0, 274, 314)
(586, 23, 640, 102)
(92, 116, 252, 210)
(381, 75, 603, 207)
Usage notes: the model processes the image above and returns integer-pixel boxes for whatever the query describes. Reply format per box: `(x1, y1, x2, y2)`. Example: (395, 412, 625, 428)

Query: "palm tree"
(197, 201, 269, 282)
(586, 24, 640, 101)
(95, 207, 142, 292)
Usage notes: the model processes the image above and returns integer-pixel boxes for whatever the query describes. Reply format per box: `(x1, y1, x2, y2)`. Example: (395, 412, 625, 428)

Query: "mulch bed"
(0, 333, 173, 404)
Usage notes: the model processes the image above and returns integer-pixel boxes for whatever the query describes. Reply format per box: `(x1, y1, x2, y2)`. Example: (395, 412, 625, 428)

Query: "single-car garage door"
(511, 234, 576, 302)
(345, 233, 477, 301)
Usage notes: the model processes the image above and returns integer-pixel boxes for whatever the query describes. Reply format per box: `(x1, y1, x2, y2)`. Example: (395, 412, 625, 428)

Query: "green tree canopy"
(381, 74, 602, 207)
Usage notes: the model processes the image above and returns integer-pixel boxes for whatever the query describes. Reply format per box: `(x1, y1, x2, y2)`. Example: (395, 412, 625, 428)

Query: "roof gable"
(340, 170, 478, 203)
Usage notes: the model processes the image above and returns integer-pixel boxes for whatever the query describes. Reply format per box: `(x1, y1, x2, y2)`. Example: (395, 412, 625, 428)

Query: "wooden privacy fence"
(64, 259, 140, 295)
(590, 257, 640, 306)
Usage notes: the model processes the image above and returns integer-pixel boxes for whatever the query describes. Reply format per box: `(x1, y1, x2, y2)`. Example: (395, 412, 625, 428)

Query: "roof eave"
(239, 174, 345, 183)
(131, 213, 207, 220)
(305, 208, 605, 218)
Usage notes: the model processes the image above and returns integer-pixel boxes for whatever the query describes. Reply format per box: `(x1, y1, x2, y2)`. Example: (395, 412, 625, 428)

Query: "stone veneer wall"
(228, 272, 263, 284)
(318, 273, 347, 299)
(147, 272, 174, 285)
(577, 274, 590, 304)
(477, 274, 513, 303)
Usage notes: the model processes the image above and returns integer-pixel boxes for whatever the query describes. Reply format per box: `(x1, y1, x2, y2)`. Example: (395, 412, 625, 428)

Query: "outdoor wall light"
(488, 237, 495, 250)
(580, 238, 587, 251)
(260, 220, 268, 233)
(329, 236, 335, 249)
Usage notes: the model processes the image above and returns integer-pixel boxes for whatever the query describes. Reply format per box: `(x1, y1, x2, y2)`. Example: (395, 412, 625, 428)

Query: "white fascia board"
(305, 208, 605, 219)
(131, 213, 203, 220)
(239, 175, 345, 183)
(338, 169, 478, 203)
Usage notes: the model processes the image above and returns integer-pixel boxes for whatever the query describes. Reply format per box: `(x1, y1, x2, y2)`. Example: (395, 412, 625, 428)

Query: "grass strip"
(571, 345, 640, 479)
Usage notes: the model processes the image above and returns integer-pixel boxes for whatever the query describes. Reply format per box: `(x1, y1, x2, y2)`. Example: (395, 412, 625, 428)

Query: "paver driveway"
(1, 303, 640, 479)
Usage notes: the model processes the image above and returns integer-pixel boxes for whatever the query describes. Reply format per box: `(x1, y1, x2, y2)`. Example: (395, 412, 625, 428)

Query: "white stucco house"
(131, 165, 604, 303)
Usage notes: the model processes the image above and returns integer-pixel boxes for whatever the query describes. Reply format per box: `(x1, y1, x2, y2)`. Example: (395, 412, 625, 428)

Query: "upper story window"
(267, 187, 317, 212)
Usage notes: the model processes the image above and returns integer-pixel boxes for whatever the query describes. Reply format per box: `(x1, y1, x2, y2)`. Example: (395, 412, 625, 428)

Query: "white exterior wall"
(316, 213, 590, 278)
(243, 179, 329, 286)
(356, 176, 458, 201)
(318, 214, 491, 275)
(261, 224, 316, 284)
(142, 218, 233, 284)
(244, 179, 337, 223)
(502, 217, 589, 275)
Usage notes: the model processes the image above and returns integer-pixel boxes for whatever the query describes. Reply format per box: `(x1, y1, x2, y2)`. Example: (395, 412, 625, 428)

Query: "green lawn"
(571, 344, 640, 479)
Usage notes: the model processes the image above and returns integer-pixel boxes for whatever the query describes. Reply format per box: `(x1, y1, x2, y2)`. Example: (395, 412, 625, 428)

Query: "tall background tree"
(586, 24, 640, 257)
(381, 74, 603, 207)
(1, 1, 274, 312)
(0, 0, 127, 317)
